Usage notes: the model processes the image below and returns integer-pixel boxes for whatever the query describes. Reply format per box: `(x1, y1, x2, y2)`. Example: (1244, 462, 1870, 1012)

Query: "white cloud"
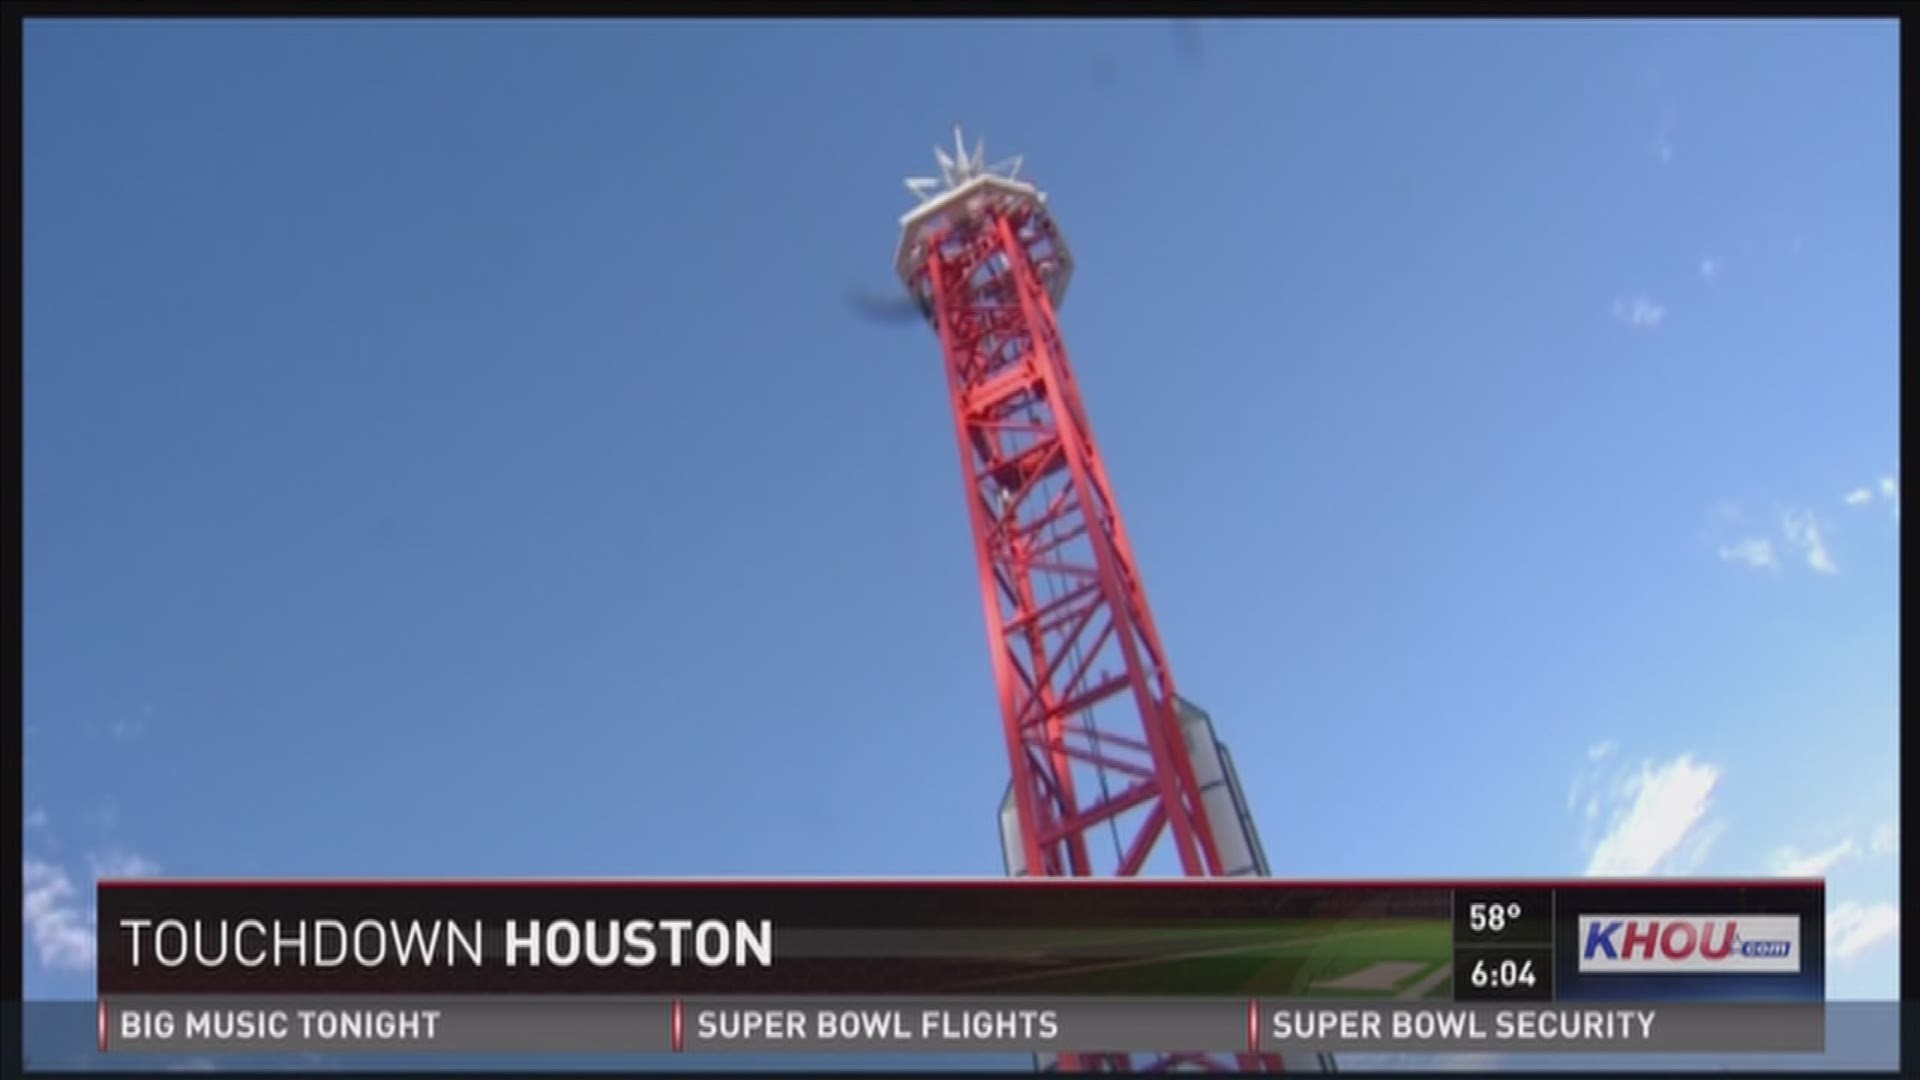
(1587, 740, 1617, 761)
(91, 703, 154, 742)
(1827, 901, 1899, 962)
(1613, 295, 1666, 329)
(1677, 819, 1727, 872)
(1769, 837, 1857, 877)
(24, 850, 164, 976)
(90, 851, 163, 880)
(1869, 822, 1898, 858)
(1780, 508, 1836, 574)
(1717, 537, 1777, 571)
(1586, 755, 1722, 876)
(23, 859, 95, 972)
(1650, 106, 1677, 164)
(1843, 477, 1898, 519)
(1713, 500, 1744, 522)
(1699, 256, 1723, 282)
(26, 807, 49, 832)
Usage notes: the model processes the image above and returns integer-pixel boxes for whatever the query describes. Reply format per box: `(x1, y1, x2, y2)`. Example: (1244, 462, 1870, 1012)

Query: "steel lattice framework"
(896, 129, 1292, 1074)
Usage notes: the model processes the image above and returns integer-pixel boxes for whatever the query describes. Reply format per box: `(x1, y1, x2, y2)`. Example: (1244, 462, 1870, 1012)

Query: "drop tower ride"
(895, 128, 1333, 1074)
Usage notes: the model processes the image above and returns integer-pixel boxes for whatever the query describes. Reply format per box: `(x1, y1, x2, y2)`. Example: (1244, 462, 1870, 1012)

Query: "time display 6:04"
(1450, 946, 1554, 1002)
(1469, 956, 1536, 989)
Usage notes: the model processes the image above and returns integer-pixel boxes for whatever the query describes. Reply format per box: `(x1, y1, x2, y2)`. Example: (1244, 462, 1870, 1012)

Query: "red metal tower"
(896, 129, 1313, 1074)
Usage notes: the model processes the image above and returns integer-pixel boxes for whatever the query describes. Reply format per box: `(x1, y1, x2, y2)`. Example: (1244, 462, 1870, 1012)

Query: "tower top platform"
(894, 126, 1074, 307)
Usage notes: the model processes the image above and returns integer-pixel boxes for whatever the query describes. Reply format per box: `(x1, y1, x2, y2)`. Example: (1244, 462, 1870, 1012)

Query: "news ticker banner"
(99, 997, 1826, 1055)
(95, 879, 1824, 1055)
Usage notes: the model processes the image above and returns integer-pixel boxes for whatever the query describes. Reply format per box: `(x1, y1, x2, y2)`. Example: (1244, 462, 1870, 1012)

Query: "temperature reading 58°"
(1452, 888, 1552, 944)
(1468, 902, 1522, 934)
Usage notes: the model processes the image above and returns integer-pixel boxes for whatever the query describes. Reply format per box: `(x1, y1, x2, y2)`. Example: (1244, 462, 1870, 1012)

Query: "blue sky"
(22, 14, 1899, 1029)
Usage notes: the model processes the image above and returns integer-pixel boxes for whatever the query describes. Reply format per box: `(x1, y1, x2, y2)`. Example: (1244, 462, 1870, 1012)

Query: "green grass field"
(953, 920, 1455, 998)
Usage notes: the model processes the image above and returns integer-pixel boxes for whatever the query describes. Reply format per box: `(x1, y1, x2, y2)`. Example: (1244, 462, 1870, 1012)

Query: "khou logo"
(1578, 915, 1802, 973)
